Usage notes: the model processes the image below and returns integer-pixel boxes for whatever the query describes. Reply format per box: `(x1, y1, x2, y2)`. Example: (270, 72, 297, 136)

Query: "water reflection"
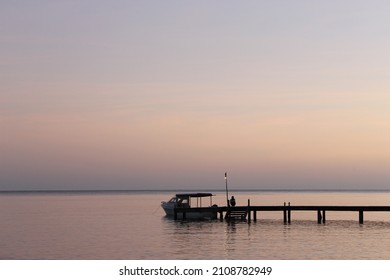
(224, 221, 238, 256)
(3, 192, 390, 259)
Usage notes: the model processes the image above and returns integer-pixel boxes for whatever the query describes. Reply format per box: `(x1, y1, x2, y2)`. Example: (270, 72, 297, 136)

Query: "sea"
(1, 190, 390, 260)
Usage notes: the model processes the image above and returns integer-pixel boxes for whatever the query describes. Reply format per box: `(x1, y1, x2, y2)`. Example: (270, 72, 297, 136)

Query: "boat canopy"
(175, 193, 214, 199)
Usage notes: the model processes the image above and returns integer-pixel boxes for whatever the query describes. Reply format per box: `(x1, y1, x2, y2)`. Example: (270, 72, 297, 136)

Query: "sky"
(1, 1, 390, 191)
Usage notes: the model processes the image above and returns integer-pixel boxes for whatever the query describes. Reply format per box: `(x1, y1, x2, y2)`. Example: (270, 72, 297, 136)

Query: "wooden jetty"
(174, 200, 390, 224)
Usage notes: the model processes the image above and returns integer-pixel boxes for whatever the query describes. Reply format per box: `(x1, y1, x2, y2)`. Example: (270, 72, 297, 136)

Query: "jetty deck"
(174, 202, 390, 224)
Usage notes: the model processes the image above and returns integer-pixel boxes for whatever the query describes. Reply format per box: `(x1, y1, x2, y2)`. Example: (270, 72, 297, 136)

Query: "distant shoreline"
(1, 189, 390, 195)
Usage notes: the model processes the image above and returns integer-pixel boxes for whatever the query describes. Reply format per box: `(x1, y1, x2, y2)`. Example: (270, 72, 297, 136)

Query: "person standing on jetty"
(230, 196, 236, 207)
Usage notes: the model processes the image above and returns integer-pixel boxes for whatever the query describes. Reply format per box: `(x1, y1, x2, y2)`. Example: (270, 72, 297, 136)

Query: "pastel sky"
(1, 1, 390, 191)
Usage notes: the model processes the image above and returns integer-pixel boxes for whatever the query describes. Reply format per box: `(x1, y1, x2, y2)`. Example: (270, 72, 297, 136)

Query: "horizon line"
(1, 188, 390, 193)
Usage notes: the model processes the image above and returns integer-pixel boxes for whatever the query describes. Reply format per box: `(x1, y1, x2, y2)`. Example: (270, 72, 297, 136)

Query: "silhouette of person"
(230, 196, 236, 207)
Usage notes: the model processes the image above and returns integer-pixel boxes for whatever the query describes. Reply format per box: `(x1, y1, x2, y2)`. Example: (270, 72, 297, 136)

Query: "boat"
(161, 192, 218, 219)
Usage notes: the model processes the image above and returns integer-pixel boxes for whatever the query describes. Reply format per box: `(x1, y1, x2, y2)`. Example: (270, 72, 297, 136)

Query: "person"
(230, 196, 236, 207)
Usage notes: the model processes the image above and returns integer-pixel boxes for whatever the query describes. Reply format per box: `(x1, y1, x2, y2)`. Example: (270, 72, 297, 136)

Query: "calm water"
(1, 191, 390, 260)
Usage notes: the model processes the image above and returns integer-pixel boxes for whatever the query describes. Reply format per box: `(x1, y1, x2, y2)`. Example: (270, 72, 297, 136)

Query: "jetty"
(173, 200, 390, 224)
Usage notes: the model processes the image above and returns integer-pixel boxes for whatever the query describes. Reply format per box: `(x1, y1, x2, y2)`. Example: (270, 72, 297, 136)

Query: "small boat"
(161, 192, 218, 219)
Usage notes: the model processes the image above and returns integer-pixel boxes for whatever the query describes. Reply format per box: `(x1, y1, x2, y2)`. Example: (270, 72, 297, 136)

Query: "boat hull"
(161, 202, 217, 219)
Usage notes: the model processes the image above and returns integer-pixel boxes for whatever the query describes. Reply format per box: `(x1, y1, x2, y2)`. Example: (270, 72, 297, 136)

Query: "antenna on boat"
(225, 172, 229, 207)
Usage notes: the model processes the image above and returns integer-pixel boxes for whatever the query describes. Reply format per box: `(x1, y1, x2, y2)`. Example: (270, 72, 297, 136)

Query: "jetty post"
(247, 199, 251, 223)
(317, 210, 322, 224)
(283, 202, 287, 224)
(219, 210, 224, 221)
(359, 210, 364, 224)
(287, 202, 291, 223)
(225, 172, 229, 207)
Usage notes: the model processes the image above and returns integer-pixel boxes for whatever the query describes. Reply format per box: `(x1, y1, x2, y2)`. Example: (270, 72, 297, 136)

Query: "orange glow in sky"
(1, 1, 390, 190)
